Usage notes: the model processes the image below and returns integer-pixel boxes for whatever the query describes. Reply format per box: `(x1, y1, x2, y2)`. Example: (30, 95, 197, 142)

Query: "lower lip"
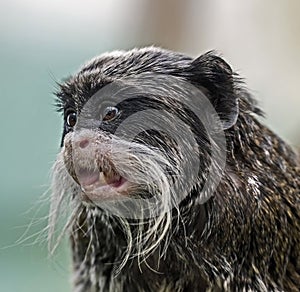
(80, 179, 129, 203)
(82, 175, 126, 190)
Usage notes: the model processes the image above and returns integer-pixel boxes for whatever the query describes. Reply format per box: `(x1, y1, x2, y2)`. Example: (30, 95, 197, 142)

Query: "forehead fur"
(57, 47, 193, 109)
(80, 46, 192, 77)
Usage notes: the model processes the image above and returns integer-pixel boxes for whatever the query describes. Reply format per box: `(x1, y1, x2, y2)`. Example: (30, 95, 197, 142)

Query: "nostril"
(79, 139, 89, 149)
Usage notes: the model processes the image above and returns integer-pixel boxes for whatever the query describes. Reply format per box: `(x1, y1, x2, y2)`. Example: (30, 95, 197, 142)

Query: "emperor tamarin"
(50, 47, 300, 291)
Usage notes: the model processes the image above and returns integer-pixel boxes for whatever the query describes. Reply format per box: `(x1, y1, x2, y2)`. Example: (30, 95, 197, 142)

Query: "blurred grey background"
(0, 1, 299, 291)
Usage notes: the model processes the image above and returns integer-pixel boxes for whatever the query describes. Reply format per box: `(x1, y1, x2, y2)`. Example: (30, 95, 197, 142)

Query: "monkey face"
(56, 80, 232, 223)
(53, 48, 238, 219)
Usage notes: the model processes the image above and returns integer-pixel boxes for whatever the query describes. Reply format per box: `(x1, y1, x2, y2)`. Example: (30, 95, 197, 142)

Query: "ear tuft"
(187, 52, 239, 130)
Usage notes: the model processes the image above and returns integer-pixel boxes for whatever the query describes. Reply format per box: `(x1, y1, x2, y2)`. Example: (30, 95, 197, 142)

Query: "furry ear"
(187, 52, 239, 130)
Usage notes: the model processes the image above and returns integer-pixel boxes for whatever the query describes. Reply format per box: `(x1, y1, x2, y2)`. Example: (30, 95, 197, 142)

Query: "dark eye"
(66, 111, 77, 128)
(102, 106, 119, 121)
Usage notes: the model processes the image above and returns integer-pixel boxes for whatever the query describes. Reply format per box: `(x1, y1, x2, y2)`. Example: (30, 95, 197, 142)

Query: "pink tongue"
(77, 169, 99, 186)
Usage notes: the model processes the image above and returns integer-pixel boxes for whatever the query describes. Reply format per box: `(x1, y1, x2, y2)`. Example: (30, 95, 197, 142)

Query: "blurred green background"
(0, 1, 299, 291)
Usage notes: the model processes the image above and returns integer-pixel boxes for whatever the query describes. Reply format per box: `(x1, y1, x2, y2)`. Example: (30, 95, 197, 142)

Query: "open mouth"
(76, 167, 128, 199)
